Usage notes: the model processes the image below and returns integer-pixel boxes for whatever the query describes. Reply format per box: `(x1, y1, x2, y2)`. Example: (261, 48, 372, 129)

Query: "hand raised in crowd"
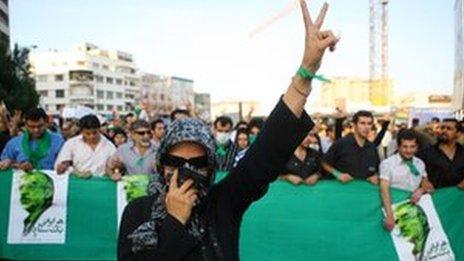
(299, 1, 339, 74)
(0, 159, 11, 170)
(367, 175, 379, 185)
(410, 188, 424, 204)
(110, 168, 123, 182)
(338, 173, 353, 183)
(458, 181, 464, 190)
(421, 179, 435, 193)
(280, 174, 304, 185)
(383, 215, 395, 231)
(305, 174, 320, 185)
(56, 161, 72, 174)
(165, 169, 198, 225)
(16, 161, 33, 172)
(72, 171, 92, 179)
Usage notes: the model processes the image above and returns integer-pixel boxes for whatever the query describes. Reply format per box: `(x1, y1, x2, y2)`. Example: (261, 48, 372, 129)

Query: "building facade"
(194, 93, 211, 122)
(0, 0, 9, 45)
(140, 73, 194, 117)
(30, 43, 140, 116)
(454, 0, 464, 111)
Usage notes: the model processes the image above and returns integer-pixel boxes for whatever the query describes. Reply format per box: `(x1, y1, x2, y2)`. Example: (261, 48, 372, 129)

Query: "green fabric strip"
(21, 131, 52, 169)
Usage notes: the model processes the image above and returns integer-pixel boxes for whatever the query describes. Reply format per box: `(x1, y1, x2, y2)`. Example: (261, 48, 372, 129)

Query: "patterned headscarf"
(128, 118, 217, 252)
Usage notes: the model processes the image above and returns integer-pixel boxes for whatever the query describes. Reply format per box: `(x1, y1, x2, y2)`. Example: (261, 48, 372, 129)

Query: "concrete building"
(454, 0, 464, 112)
(30, 43, 140, 116)
(140, 73, 195, 117)
(0, 0, 9, 45)
(194, 93, 211, 122)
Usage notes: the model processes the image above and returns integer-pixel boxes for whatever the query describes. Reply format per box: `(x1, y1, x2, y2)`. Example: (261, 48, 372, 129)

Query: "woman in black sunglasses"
(118, 1, 339, 260)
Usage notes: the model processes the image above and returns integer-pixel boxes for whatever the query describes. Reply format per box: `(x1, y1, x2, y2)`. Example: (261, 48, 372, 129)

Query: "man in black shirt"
(418, 119, 464, 189)
(118, 2, 340, 260)
(322, 110, 380, 184)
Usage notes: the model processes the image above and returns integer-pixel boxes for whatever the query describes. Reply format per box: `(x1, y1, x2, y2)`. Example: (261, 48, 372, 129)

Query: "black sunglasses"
(135, 130, 151, 136)
(160, 154, 209, 169)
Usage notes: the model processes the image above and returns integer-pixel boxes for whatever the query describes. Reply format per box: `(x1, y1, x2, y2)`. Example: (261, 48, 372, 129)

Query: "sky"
(10, 0, 456, 114)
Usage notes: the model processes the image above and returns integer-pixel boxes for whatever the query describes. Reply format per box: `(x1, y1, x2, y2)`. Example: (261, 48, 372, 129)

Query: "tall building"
(454, 0, 464, 111)
(312, 77, 372, 113)
(30, 43, 140, 116)
(0, 0, 9, 45)
(194, 93, 211, 122)
(140, 73, 195, 117)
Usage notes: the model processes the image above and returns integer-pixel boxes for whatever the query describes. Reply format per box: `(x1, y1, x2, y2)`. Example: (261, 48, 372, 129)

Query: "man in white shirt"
(379, 129, 434, 231)
(55, 115, 116, 177)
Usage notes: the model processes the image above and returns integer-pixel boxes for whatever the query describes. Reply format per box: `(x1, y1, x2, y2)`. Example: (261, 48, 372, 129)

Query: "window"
(116, 79, 123, 85)
(38, 90, 48, 97)
(95, 75, 104, 83)
(55, 74, 64, 81)
(117, 105, 123, 111)
(102, 65, 109, 70)
(55, 90, 65, 98)
(37, 75, 48, 82)
(107, 91, 114, 99)
(106, 77, 113, 84)
(97, 90, 104, 99)
(96, 104, 104, 111)
(77, 61, 85, 66)
(56, 105, 61, 111)
(92, 62, 99, 69)
(116, 92, 123, 99)
(107, 105, 114, 111)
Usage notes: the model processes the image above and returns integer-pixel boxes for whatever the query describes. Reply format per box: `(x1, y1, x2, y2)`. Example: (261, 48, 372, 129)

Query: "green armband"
(331, 169, 342, 178)
(296, 66, 331, 83)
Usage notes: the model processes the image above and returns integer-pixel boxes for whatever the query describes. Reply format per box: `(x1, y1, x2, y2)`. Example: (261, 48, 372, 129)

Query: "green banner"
(1, 170, 463, 260)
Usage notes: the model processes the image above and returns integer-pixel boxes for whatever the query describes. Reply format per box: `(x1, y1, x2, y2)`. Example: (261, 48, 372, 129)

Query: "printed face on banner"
(387, 195, 455, 261)
(117, 174, 149, 227)
(8, 170, 69, 244)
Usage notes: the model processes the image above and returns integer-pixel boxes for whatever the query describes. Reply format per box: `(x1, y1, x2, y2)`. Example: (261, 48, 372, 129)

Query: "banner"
(116, 175, 149, 227)
(7, 170, 68, 244)
(388, 196, 455, 261)
(0, 170, 463, 260)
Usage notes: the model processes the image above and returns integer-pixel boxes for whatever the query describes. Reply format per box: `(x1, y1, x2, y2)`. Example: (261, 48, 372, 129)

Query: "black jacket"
(118, 98, 315, 261)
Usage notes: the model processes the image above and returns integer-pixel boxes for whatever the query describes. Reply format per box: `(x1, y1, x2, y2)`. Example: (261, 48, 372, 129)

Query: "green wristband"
(331, 169, 342, 178)
(297, 66, 331, 83)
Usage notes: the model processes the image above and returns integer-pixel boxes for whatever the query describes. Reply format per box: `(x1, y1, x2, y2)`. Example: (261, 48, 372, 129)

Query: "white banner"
(116, 175, 149, 227)
(388, 195, 455, 261)
(7, 170, 69, 244)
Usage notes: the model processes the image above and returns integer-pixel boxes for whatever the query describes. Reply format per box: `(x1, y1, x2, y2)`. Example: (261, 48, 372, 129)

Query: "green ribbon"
(249, 134, 257, 145)
(216, 145, 228, 157)
(403, 159, 420, 176)
(297, 66, 331, 83)
(21, 131, 52, 170)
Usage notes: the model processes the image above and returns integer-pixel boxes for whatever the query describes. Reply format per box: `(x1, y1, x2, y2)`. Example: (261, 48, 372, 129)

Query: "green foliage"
(0, 42, 39, 113)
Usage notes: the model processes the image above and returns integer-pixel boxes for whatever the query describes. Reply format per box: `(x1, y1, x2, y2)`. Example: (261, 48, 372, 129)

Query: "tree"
(0, 42, 39, 113)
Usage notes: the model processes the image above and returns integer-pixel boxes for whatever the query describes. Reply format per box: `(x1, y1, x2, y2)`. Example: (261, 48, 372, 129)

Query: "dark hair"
(131, 120, 150, 131)
(235, 121, 248, 130)
(124, 113, 134, 121)
(397, 129, 418, 146)
(412, 118, 420, 126)
(25, 108, 48, 122)
(248, 118, 265, 131)
(352, 110, 373, 124)
(431, 117, 440, 123)
(443, 118, 462, 132)
(170, 109, 190, 121)
(79, 115, 100, 130)
(150, 119, 164, 130)
(235, 128, 249, 145)
(112, 128, 127, 139)
(214, 116, 233, 129)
